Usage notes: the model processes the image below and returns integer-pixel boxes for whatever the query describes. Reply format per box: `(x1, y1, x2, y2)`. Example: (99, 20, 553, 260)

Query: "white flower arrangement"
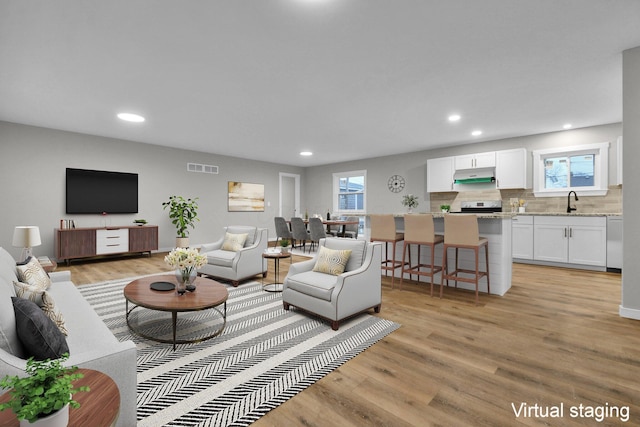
(164, 247, 207, 280)
(401, 194, 419, 209)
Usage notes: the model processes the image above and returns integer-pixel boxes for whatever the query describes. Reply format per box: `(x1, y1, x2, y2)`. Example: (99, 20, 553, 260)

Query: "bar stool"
(370, 214, 406, 288)
(400, 214, 444, 294)
(440, 214, 490, 304)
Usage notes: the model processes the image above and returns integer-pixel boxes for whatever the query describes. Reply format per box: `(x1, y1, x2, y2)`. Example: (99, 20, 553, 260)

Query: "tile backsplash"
(429, 186, 622, 214)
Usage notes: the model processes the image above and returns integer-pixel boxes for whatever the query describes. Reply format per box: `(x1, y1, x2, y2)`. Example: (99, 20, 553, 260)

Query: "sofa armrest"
(285, 258, 316, 277)
(200, 237, 224, 253)
(49, 270, 72, 283)
(331, 242, 382, 306)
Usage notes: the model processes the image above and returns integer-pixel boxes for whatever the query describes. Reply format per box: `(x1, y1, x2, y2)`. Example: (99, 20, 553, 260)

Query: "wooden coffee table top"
(124, 274, 228, 312)
(0, 368, 120, 427)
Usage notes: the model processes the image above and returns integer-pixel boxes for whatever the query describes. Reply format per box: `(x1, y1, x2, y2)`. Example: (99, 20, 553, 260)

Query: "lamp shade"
(12, 226, 42, 248)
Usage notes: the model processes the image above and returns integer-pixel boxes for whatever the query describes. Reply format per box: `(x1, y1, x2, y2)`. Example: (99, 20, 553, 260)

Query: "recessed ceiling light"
(300, 151, 313, 156)
(471, 130, 483, 136)
(117, 113, 145, 123)
(563, 123, 572, 129)
(448, 114, 461, 122)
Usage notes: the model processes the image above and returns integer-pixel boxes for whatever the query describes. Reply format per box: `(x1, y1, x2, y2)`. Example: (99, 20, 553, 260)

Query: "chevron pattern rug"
(79, 277, 400, 426)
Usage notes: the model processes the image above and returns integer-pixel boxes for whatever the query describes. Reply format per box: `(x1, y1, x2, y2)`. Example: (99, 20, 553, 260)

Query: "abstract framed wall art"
(228, 181, 265, 212)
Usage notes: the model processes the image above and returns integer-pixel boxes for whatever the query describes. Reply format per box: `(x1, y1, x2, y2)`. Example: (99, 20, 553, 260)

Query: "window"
(333, 170, 366, 214)
(532, 142, 609, 197)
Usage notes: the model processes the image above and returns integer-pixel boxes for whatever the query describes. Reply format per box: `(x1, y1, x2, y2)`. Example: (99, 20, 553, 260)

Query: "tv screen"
(66, 168, 138, 214)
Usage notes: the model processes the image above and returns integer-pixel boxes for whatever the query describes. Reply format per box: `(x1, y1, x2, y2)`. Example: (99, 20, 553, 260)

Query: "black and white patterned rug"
(79, 277, 400, 426)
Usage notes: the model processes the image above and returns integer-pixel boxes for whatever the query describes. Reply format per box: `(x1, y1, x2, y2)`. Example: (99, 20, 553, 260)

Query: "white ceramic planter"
(176, 237, 189, 248)
(19, 404, 69, 427)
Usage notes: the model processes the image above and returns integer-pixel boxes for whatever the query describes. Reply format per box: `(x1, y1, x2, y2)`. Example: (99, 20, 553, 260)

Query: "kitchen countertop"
(394, 212, 622, 218)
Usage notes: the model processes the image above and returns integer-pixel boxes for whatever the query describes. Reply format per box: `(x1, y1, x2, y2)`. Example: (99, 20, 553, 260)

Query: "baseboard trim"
(619, 305, 640, 320)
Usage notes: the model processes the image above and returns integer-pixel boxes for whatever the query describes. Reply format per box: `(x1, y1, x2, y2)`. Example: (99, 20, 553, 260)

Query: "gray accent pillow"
(12, 297, 69, 360)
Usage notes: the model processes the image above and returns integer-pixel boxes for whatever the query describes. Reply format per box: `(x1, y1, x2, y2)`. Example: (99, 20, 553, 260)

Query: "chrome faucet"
(567, 191, 579, 213)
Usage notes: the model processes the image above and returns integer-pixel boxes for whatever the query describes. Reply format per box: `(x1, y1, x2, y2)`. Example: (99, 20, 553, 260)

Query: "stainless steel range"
(458, 200, 503, 213)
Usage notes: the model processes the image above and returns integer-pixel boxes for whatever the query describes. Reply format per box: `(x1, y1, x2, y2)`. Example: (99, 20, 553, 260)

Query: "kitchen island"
(365, 213, 514, 296)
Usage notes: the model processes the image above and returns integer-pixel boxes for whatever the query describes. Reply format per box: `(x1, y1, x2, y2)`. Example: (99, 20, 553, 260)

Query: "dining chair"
(440, 214, 490, 304)
(342, 216, 360, 239)
(400, 214, 444, 294)
(369, 214, 406, 288)
(308, 217, 327, 253)
(290, 217, 311, 252)
(274, 216, 293, 246)
(327, 215, 343, 237)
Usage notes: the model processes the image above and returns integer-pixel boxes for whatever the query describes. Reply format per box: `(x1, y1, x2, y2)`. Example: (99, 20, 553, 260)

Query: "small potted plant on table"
(279, 238, 291, 254)
(440, 204, 451, 213)
(0, 353, 89, 426)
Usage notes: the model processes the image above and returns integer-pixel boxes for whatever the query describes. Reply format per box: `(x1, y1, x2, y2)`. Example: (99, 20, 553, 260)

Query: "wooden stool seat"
(400, 214, 443, 294)
(440, 214, 490, 304)
(370, 214, 407, 288)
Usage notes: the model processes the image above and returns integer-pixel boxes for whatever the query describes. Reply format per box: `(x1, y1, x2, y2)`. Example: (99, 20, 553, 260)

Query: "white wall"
(621, 46, 640, 319)
(0, 121, 303, 259)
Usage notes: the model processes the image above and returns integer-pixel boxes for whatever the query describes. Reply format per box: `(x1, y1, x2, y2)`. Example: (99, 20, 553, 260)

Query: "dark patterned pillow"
(12, 297, 69, 360)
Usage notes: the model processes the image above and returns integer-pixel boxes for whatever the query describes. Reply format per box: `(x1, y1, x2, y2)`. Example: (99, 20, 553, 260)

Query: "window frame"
(333, 170, 366, 214)
(532, 142, 609, 197)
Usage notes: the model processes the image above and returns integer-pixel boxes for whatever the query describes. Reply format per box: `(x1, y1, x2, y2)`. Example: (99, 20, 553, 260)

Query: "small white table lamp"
(12, 226, 42, 263)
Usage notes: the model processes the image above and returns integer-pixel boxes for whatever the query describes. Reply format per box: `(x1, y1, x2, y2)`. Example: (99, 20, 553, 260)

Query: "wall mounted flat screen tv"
(66, 168, 138, 214)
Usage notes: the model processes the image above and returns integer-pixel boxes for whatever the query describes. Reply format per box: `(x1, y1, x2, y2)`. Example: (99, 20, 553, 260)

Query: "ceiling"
(2, 1, 640, 167)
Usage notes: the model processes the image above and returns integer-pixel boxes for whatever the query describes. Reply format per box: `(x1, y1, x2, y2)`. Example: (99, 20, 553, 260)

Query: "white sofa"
(0, 247, 136, 427)
(283, 238, 382, 330)
(199, 226, 268, 287)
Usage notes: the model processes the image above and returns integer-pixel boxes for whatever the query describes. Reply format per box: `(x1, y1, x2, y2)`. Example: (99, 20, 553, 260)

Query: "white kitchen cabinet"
(427, 156, 455, 193)
(455, 151, 496, 170)
(496, 148, 527, 189)
(512, 215, 533, 260)
(533, 216, 606, 267)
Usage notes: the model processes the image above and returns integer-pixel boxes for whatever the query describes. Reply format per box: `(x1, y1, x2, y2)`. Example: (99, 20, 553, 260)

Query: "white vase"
(19, 404, 69, 427)
(518, 207, 525, 213)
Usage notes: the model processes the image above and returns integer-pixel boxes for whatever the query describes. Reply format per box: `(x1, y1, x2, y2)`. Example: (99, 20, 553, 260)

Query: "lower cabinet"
(532, 216, 607, 268)
(512, 215, 533, 260)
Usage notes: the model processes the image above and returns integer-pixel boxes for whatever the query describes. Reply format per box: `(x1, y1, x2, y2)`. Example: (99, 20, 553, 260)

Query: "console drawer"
(96, 228, 129, 254)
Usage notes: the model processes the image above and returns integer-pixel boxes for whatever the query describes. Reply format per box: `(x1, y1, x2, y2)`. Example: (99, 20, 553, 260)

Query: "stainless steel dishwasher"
(606, 216, 623, 272)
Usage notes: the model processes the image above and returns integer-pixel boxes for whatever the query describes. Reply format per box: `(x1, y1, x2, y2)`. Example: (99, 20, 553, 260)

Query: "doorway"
(279, 173, 300, 219)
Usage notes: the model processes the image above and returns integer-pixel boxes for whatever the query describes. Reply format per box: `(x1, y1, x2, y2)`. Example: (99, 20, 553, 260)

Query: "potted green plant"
(0, 354, 89, 426)
(401, 194, 419, 213)
(162, 196, 199, 247)
(279, 238, 291, 254)
(440, 204, 451, 213)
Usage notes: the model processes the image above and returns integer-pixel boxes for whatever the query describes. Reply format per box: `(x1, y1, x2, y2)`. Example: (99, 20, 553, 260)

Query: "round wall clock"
(387, 175, 405, 193)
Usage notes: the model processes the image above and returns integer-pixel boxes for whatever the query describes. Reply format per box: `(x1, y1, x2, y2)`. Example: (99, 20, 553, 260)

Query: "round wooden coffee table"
(0, 369, 119, 427)
(124, 274, 228, 350)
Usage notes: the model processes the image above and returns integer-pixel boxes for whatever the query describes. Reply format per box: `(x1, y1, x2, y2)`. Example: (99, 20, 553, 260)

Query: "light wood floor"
(59, 255, 637, 426)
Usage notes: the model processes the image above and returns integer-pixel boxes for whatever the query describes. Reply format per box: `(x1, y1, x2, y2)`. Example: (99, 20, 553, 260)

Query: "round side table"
(262, 252, 291, 292)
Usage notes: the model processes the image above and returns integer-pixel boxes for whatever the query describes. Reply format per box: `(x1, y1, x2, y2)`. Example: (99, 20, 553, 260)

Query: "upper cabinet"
(454, 151, 496, 170)
(427, 156, 455, 193)
(496, 148, 527, 189)
(427, 147, 528, 192)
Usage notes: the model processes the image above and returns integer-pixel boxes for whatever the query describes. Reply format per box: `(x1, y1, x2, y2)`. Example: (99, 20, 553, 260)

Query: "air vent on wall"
(187, 163, 219, 174)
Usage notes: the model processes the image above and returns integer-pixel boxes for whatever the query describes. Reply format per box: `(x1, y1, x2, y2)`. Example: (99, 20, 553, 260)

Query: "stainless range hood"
(453, 167, 496, 184)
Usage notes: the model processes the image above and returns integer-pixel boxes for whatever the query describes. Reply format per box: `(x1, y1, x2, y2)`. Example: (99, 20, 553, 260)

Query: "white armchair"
(199, 226, 268, 287)
(283, 238, 382, 330)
